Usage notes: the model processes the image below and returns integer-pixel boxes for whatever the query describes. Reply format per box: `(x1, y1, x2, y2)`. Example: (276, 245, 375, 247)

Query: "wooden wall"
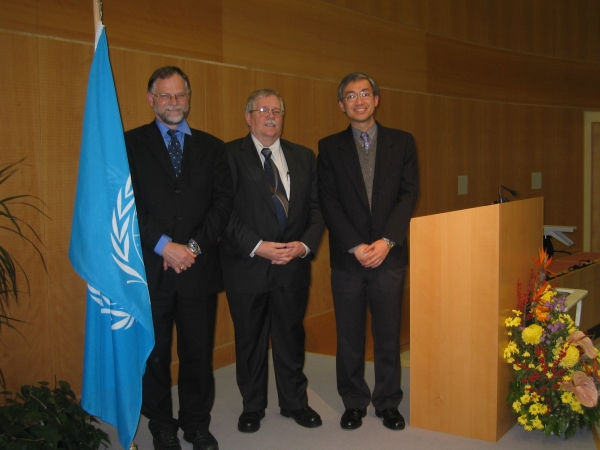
(1, 0, 598, 394)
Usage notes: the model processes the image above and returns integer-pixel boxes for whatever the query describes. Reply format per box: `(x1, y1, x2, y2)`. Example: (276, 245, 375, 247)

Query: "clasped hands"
(162, 241, 198, 274)
(256, 241, 306, 265)
(354, 240, 390, 268)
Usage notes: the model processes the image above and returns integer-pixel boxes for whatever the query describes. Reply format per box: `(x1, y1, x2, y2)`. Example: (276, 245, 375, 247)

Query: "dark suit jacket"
(317, 122, 419, 271)
(125, 121, 233, 297)
(220, 134, 324, 293)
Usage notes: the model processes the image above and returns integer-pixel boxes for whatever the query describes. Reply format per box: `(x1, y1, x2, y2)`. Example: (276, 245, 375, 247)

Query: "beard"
(155, 104, 188, 125)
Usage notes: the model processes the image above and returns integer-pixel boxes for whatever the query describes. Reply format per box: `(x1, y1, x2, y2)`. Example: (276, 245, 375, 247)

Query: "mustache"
(265, 119, 278, 126)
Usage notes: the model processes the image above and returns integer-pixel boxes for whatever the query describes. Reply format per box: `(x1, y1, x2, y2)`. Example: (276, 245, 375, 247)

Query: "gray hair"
(337, 72, 379, 101)
(245, 89, 285, 113)
(147, 66, 191, 93)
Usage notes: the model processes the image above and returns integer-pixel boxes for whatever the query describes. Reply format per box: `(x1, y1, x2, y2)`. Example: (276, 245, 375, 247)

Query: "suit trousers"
(142, 290, 217, 434)
(331, 266, 405, 411)
(226, 288, 309, 412)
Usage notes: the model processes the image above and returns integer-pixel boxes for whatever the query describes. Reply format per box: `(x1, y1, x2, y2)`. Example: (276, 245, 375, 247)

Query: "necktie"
(167, 129, 183, 177)
(360, 131, 370, 150)
(261, 148, 289, 233)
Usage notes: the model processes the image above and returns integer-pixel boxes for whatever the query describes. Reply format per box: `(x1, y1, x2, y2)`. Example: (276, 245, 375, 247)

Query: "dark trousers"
(142, 290, 217, 434)
(332, 266, 405, 411)
(226, 288, 309, 412)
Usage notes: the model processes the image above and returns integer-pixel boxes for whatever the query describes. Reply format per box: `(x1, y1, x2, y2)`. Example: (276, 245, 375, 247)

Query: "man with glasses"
(125, 66, 232, 450)
(220, 89, 324, 434)
(318, 73, 419, 431)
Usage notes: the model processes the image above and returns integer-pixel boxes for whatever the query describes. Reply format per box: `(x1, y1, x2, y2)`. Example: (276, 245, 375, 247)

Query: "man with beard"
(220, 89, 324, 434)
(125, 66, 232, 450)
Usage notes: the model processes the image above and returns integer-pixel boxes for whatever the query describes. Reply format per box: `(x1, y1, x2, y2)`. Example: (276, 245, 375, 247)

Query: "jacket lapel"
(145, 122, 178, 182)
(339, 126, 370, 211)
(180, 131, 200, 179)
(372, 123, 394, 201)
(239, 134, 276, 213)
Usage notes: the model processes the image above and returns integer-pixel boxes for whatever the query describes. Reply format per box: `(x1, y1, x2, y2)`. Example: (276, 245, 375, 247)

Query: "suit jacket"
(317, 122, 419, 271)
(125, 121, 233, 297)
(220, 134, 324, 293)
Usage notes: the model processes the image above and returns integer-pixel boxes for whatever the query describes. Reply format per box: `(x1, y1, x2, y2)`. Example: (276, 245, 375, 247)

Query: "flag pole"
(93, 0, 102, 33)
(90, 3, 140, 449)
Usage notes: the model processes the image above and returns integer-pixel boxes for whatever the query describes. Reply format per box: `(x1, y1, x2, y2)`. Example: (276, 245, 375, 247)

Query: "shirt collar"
(155, 119, 192, 138)
(351, 122, 377, 142)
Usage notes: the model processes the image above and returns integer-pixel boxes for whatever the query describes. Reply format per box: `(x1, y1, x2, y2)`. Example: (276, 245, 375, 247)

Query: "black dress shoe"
(152, 428, 181, 450)
(238, 410, 265, 433)
(376, 407, 405, 430)
(340, 408, 367, 430)
(280, 405, 322, 428)
(183, 429, 219, 450)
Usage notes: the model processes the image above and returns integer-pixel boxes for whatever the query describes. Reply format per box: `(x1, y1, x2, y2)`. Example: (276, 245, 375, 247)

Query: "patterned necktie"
(167, 129, 183, 177)
(360, 131, 371, 150)
(261, 148, 289, 233)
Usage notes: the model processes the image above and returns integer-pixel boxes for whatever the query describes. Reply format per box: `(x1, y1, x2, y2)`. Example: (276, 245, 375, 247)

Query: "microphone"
(493, 185, 518, 204)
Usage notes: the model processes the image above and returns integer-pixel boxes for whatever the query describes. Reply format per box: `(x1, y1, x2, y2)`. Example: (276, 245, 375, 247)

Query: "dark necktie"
(261, 148, 289, 233)
(167, 129, 183, 177)
(360, 131, 371, 150)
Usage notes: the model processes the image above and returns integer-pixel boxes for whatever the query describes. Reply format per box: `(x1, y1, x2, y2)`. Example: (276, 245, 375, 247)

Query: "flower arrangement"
(504, 249, 600, 439)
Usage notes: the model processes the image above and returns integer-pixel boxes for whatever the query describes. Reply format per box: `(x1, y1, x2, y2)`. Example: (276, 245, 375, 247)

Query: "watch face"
(188, 240, 199, 254)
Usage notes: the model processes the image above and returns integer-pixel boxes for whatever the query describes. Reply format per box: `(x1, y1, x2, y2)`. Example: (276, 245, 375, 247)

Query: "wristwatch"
(187, 239, 200, 255)
(382, 238, 395, 249)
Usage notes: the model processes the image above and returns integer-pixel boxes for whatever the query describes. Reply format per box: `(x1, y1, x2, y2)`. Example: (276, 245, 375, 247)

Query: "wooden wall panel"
(0, 0, 223, 62)
(0, 31, 52, 389)
(103, 0, 223, 62)
(222, 0, 427, 93)
(325, 0, 600, 63)
(427, 34, 600, 108)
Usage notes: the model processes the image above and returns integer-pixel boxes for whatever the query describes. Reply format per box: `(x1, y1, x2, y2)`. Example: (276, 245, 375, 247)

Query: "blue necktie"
(167, 129, 183, 177)
(360, 131, 371, 150)
(261, 148, 289, 234)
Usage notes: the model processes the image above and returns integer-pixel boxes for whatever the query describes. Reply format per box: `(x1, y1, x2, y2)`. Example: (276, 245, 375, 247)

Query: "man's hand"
(354, 240, 390, 269)
(161, 241, 197, 274)
(255, 241, 305, 265)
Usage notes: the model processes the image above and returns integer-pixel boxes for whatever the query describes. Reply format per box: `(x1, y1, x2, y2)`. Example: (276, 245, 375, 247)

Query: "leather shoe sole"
(376, 408, 405, 430)
(280, 405, 322, 428)
(340, 408, 367, 430)
(237, 410, 265, 433)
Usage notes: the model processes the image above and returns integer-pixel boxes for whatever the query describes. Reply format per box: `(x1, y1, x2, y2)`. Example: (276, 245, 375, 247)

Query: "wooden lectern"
(410, 198, 543, 441)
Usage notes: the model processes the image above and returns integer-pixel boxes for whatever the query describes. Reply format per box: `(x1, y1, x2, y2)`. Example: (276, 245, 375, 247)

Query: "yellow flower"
(546, 372, 553, 379)
(513, 401, 522, 412)
(521, 393, 531, 404)
(512, 310, 522, 316)
(532, 417, 544, 429)
(561, 391, 574, 403)
(523, 351, 530, 357)
(522, 324, 543, 345)
(528, 363, 535, 369)
(524, 425, 533, 431)
(518, 415, 528, 425)
(559, 345, 580, 369)
(513, 363, 521, 370)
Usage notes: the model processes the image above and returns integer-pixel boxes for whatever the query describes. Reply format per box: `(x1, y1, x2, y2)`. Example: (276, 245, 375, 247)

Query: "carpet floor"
(99, 352, 595, 449)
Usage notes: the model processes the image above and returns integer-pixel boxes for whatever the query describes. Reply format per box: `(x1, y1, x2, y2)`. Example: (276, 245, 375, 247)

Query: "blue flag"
(69, 25, 154, 450)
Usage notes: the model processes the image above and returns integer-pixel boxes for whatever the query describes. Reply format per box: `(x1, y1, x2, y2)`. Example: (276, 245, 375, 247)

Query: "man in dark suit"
(220, 89, 324, 433)
(317, 73, 419, 431)
(125, 66, 232, 450)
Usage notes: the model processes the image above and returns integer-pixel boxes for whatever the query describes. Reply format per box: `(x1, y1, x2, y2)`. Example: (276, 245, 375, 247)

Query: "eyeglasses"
(150, 92, 190, 103)
(249, 107, 285, 117)
(342, 91, 374, 102)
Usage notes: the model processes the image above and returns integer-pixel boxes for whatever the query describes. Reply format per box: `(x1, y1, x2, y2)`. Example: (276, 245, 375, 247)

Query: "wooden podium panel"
(410, 198, 543, 441)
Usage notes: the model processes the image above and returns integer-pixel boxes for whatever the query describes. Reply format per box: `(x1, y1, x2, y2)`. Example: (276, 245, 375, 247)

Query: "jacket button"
(175, 189, 182, 194)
